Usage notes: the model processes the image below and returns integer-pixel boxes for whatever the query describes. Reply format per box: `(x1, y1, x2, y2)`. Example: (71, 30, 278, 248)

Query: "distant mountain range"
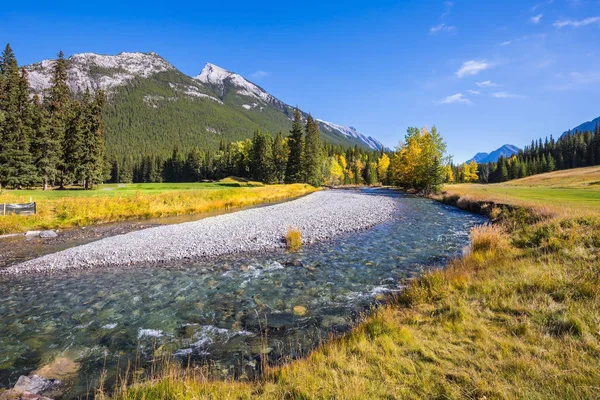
(24, 52, 386, 158)
(561, 115, 600, 138)
(467, 144, 520, 164)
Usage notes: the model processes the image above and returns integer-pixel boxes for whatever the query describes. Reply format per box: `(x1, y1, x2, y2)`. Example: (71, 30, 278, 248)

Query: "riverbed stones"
(3, 190, 397, 275)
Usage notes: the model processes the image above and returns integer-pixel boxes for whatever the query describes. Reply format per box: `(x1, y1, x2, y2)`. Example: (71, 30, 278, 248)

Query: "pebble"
(2, 190, 397, 275)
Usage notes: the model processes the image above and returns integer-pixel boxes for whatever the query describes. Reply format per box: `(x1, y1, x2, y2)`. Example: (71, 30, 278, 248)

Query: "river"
(0, 189, 485, 397)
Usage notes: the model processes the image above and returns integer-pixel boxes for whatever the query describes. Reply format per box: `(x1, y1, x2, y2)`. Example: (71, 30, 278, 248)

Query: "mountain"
(561, 115, 600, 138)
(467, 144, 520, 164)
(25, 52, 386, 159)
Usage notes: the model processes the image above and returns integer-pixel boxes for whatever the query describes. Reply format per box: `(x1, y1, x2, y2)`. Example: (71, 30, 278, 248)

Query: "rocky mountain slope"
(25, 52, 386, 158)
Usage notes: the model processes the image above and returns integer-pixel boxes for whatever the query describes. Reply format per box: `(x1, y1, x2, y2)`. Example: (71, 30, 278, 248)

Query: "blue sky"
(2, 0, 599, 161)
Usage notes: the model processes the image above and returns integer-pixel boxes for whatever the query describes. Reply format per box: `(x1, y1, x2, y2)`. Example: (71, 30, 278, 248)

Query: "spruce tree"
(272, 132, 288, 183)
(31, 94, 58, 190)
(46, 51, 71, 188)
(304, 115, 322, 186)
(249, 130, 275, 182)
(62, 98, 86, 185)
(79, 89, 106, 189)
(0, 48, 38, 188)
(285, 107, 304, 183)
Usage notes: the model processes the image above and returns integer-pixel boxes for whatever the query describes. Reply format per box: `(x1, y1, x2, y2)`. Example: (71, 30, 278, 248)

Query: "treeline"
(477, 126, 600, 183)
(109, 108, 396, 187)
(0, 43, 106, 190)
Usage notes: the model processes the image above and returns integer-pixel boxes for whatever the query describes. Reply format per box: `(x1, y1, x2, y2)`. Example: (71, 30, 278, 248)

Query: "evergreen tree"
(79, 89, 106, 189)
(304, 115, 322, 186)
(285, 107, 304, 183)
(249, 129, 275, 183)
(0, 48, 38, 188)
(30, 94, 57, 190)
(62, 98, 86, 185)
(46, 50, 70, 188)
(272, 131, 287, 183)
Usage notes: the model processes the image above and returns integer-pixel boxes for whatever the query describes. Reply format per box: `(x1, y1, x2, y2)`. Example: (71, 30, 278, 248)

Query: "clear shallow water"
(0, 190, 485, 397)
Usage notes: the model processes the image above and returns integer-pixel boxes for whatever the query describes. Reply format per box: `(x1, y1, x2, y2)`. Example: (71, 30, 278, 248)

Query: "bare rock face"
(25, 52, 174, 96)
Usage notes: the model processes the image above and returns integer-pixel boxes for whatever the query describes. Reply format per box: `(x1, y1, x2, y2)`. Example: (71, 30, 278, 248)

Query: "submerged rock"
(33, 356, 79, 380)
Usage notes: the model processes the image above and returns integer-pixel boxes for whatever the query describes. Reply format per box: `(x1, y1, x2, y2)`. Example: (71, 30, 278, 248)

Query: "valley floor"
(106, 168, 600, 399)
(0, 181, 316, 235)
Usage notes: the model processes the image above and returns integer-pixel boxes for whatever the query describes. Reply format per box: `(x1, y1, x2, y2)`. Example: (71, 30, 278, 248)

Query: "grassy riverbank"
(105, 169, 600, 399)
(0, 182, 316, 234)
(444, 166, 600, 213)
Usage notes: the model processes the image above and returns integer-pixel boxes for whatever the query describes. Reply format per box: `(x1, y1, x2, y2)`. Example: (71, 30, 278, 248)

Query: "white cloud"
(530, 13, 543, 24)
(554, 17, 600, 28)
(475, 80, 500, 88)
(467, 89, 480, 95)
(500, 40, 512, 46)
(439, 93, 471, 104)
(251, 70, 270, 79)
(456, 60, 490, 78)
(492, 91, 523, 98)
(430, 23, 456, 34)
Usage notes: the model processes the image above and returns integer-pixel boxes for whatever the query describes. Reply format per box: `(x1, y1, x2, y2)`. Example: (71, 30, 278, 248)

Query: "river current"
(0, 190, 484, 397)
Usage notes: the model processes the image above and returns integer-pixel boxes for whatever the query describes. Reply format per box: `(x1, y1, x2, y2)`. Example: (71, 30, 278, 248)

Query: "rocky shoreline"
(1, 190, 397, 275)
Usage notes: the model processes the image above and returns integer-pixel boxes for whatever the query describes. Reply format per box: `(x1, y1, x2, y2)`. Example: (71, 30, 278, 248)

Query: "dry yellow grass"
(284, 227, 302, 250)
(0, 183, 316, 234)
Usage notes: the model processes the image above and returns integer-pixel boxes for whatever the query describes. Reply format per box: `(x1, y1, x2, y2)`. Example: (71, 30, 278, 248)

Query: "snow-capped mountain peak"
(194, 63, 273, 103)
(26, 52, 174, 95)
(316, 119, 385, 151)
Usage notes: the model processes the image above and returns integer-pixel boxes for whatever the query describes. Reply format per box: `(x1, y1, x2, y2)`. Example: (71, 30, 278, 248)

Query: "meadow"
(445, 166, 600, 213)
(0, 180, 316, 234)
(104, 168, 600, 399)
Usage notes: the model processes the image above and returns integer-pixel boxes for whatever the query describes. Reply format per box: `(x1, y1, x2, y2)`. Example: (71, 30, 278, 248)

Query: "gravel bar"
(1, 190, 397, 275)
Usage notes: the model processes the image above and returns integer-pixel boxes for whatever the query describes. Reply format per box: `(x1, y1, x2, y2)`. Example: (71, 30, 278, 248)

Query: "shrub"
(285, 227, 302, 250)
(470, 224, 508, 253)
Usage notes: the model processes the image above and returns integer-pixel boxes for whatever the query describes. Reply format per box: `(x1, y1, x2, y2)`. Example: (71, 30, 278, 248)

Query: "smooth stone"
(25, 231, 42, 237)
(39, 231, 58, 239)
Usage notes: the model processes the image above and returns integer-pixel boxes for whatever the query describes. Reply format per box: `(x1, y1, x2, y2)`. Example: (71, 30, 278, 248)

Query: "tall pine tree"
(46, 50, 70, 188)
(0, 45, 38, 188)
(285, 107, 304, 183)
(304, 115, 322, 186)
(272, 131, 288, 183)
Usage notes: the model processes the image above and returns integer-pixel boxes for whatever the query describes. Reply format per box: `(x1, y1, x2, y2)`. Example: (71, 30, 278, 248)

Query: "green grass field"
(445, 166, 600, 212)
(0, 181, 316, 234)
(103, 167, 600, 400)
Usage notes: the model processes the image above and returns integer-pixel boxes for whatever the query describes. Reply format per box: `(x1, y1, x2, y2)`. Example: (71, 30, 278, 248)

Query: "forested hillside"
(24, 51, 386, 162)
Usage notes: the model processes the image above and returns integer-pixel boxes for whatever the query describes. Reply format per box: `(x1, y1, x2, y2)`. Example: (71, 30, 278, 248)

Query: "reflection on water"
(0, 190, 484, 396)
